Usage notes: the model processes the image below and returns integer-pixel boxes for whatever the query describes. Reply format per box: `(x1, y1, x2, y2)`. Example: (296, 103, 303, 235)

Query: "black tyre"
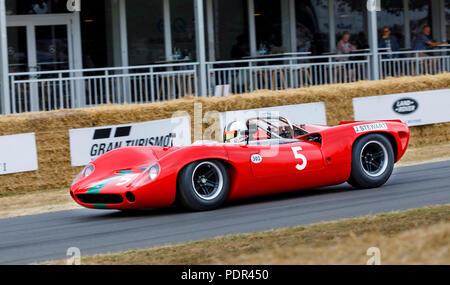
(177, 160, 230, 211)
(348, 134, 395, 189)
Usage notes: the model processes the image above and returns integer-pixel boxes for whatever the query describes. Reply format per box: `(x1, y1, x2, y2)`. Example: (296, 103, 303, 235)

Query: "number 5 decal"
(292, 146, 307, 171)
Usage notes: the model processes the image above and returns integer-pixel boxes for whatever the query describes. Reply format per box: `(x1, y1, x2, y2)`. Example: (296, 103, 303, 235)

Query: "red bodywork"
(70, 120, 410, 210)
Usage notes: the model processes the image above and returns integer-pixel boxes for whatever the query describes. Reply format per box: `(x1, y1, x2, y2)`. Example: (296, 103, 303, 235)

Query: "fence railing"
(379, 48, 450, 79)
(9, 63, 198, 113)
(6, 49, 450, 114)
(206, 53, 371, 96)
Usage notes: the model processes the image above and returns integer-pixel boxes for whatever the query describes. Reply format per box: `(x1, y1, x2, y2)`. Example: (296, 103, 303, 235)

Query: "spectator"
(413, 25, 447, 57)
(336, 32, 357, 82)
(336, 32, 356, 62)
(379, 27, 400, 58)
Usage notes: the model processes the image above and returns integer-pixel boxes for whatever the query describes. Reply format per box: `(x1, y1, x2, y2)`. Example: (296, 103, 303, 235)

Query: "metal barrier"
(206, 53, 371, 96)
(379, 49, 450, 79)
(6, 49, 450, 114)
(8, 63, 198, 113)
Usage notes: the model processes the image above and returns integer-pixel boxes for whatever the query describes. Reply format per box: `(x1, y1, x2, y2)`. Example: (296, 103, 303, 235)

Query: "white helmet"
(223, 121, 248, 143)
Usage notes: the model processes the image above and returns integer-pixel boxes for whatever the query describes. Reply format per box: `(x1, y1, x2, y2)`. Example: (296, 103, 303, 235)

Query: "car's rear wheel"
(348, 134, 395, 189)
(177, 160, 230, 211)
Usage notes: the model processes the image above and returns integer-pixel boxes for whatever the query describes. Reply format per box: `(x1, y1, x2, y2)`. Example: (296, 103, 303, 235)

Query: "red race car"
(70, 117, 410, 211)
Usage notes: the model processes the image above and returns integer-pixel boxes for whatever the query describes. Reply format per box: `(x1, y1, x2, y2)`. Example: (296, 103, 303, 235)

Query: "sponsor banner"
(353, 89, 450, 127)
(69, 117, 191, 167)
(219, 102, 327, 131)
(0, 133, 38, 175)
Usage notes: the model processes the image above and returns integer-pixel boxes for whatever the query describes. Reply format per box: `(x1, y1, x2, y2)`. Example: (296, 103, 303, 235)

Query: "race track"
(1, 160, 450, 264)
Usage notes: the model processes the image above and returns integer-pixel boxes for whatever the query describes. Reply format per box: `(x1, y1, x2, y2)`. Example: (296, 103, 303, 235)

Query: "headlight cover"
(83, 164, 95, 178)
(72, 164, 95, 186)
(148, 163, 160, 181)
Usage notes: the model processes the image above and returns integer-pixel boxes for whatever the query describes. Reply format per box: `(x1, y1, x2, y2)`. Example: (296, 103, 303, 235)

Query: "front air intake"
(76, 194, 124, 205)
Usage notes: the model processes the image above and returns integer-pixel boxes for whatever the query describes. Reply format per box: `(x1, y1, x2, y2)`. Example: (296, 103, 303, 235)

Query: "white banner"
(69, 117, 191, 167)
(353, 89, 450, 127)
(0, 133, 38, 175)
(219, 102, 327, 131)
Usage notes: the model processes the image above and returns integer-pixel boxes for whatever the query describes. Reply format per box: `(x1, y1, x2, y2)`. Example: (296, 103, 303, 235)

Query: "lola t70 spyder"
(70, 117, 409, 211)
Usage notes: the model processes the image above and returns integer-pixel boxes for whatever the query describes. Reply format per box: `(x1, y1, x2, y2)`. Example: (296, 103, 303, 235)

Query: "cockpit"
(223, 116, 309, 144)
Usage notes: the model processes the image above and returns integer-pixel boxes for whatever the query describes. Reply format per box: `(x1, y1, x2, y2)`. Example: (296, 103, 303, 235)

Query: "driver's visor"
(224, 131, 238, 141)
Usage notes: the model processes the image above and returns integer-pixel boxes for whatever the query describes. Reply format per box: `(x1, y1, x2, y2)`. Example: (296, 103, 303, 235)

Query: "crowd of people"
(335, 25, 448, 59)
(228, 24, 447, 82)
(331, 25, 448, 81)
(230, 24, 447, 61)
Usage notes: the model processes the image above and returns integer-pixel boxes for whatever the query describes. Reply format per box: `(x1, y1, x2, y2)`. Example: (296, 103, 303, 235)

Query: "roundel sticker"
(251, 154, 263, 164)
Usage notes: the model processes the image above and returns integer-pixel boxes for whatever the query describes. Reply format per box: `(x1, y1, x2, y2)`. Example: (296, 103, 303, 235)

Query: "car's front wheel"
(177, 160, 230, 211)
(348, 134, 395, 189)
